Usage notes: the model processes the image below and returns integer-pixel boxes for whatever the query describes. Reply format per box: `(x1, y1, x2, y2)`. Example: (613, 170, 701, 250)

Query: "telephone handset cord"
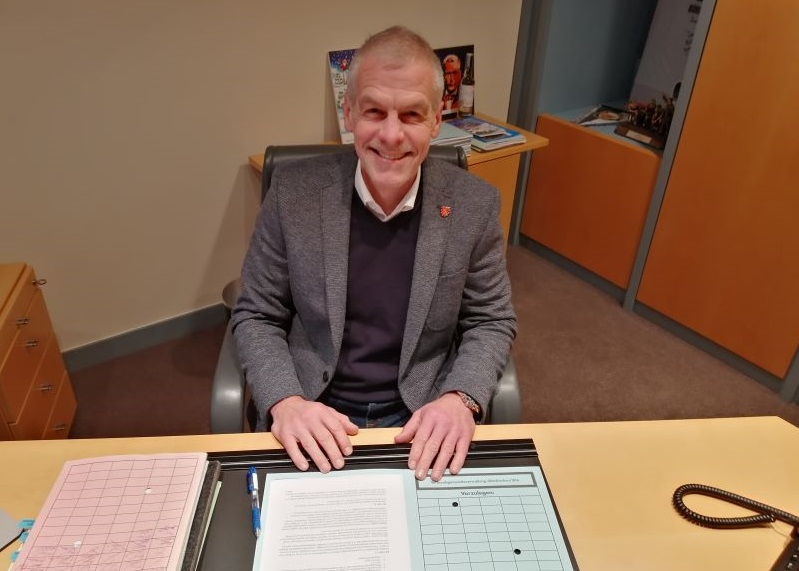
(673, 483, 799, 529)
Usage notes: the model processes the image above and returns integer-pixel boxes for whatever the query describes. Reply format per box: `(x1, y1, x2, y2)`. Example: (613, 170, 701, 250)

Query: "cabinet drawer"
(0, 265, 37, 353)
(0, 289, 53, 421)
(0, 407, 11, 441)
(9, 336, 67, 440)
(42, 372, 76, 440)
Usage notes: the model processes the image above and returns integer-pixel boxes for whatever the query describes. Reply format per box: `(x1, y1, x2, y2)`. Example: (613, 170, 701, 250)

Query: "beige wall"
(0, 0, 523, 351)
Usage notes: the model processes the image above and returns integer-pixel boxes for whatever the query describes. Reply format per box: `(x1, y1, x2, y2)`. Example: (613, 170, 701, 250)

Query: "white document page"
(253, 466, 573, 571)
(254, 470, 420, 571)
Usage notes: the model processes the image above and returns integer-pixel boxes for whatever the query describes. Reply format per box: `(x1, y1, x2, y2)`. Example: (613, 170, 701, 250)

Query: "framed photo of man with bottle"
(433, 45, 475, 119)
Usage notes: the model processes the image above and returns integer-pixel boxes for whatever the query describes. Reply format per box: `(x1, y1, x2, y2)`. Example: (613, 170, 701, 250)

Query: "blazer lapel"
(321, 153, 356, 356)
(399, 160, 455, 377)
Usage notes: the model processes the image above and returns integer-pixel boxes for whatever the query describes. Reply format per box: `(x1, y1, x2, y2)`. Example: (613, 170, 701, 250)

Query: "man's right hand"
(269, 396, 359, 472)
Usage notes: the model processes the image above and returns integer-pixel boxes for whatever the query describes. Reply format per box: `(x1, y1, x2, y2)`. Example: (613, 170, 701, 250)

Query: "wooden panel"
(0, 264, 36, 353)
(0, 263, 26, 314)
(0, 408, 11, 441)
(521, 114, 660, 288)
(637, 1, 799, 377)
(469, 154, 521, 245)
(0, 290, 53, 421)
(10, 337, 66, 440)
(42, 371, 76, 440)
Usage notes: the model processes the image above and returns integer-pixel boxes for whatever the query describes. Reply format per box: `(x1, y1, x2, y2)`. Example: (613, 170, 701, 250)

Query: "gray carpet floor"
(506, 246, 799, 426)
(69, 246, 799, 438)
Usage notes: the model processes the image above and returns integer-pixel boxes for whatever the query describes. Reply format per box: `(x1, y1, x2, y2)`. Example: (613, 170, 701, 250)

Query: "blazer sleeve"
(434, 188, 517, 417)
(230, 176, 306, 417)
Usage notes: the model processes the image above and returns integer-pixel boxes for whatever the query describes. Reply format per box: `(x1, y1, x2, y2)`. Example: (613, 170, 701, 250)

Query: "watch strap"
(455, 391, 481, 419)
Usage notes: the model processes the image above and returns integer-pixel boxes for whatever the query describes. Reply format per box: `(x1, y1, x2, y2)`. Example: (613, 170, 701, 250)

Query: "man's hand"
(394, 392, 476, 482)
(269, 396, 359, 473)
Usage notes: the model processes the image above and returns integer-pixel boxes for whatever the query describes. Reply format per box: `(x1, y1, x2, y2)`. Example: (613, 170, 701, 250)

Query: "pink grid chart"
(14, 454, 205, 571)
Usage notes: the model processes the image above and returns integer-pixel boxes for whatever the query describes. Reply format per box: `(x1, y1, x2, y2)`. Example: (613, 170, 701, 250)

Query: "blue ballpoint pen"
(247, 467, 261, 538)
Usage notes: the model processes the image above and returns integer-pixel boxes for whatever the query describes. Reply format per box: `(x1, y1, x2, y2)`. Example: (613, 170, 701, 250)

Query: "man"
(441, 53, 462, 114)
(232, 26, 516, 482)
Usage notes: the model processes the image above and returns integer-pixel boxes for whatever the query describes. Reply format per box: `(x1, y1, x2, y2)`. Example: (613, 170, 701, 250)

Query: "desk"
(2, 418, 798, 570)
(247, 115, 549, 245)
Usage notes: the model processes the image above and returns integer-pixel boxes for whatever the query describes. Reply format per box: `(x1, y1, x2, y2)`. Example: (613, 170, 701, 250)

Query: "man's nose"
(379, 113, 404, 144)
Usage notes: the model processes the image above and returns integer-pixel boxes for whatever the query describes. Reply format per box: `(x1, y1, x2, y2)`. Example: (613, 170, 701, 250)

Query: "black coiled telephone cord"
(673, 483, 799, 529)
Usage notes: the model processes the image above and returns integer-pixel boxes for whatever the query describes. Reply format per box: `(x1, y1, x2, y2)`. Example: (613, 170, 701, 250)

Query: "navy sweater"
(329, 189, 422, 403)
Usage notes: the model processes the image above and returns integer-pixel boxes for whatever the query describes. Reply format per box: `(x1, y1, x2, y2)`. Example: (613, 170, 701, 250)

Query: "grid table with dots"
(14, 453, 207, 570)
(416, 468, 574, 571)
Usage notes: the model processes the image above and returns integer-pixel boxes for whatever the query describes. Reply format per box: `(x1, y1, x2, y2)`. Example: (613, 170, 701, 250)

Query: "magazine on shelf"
(327, 48, 357, 144)
(573, 104, 631, 126)
(431, 121, 472, 156)
(448, 116, 526, 152)
(433, 45, 475, 119)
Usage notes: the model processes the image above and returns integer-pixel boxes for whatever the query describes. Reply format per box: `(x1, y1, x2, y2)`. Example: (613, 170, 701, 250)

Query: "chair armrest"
(210, 322, 246, 433)
(486, 356, 522, 424)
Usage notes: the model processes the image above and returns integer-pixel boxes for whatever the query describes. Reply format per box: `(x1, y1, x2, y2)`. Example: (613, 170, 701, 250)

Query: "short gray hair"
(346, 26, 444, 106)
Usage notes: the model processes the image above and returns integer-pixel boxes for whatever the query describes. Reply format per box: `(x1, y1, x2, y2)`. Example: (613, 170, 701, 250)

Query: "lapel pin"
(439, 205, 452, 218)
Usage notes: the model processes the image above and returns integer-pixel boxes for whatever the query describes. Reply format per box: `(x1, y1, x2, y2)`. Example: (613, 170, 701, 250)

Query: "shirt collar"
(354, 160, 421, 222)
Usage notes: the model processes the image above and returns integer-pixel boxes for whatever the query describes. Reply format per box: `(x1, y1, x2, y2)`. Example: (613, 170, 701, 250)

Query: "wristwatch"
(455, 391, 481, 420)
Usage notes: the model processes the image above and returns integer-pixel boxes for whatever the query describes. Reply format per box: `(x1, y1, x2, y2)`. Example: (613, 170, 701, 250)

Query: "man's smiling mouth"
(372, 149, 409, 161)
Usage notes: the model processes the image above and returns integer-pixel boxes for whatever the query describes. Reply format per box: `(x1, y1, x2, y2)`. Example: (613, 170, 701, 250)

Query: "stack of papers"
(432, 121, 472, 156)
(11, 453, 220, 571)
(448, 116, 527, 152)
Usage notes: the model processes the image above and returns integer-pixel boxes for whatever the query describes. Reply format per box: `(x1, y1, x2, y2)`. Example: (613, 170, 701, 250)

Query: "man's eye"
(364, 108, 383, 117)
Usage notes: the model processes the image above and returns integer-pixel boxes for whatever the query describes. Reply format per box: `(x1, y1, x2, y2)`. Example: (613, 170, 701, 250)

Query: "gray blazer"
(232, 150, 516, 429)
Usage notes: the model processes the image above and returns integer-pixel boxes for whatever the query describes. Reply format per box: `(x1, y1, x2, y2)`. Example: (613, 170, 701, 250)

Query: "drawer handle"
(33, 278, 47, 286)
(16, 317, 31, 326)
(25, 339, 39, 348)
(52, 423, 68, 432)
(38, 384, 55, 392)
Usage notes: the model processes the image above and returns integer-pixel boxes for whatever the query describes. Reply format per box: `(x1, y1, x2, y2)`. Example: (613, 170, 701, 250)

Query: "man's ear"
(430, 101, 443, 138)
(343, 96, 354, 132)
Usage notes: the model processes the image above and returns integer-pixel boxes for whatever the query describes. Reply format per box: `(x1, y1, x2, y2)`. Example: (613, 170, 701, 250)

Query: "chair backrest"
(260, 144, 467, 201)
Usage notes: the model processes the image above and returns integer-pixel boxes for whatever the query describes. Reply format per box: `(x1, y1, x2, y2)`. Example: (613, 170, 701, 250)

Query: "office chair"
(210, 144, 521, 434)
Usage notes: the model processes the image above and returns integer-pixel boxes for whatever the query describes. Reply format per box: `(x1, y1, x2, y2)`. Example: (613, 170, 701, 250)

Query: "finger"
(430, 434, 459, 482)
(312, 428, 347, 470)
(336, 412, 360, 440)
(279, 435, 310, 471)
(318, 416, 356, 468)
(406, 416, 433, 472)
(414, 425, 447, 481)
(447, 435, 472, 475)
(297, 433, 332, 474)
(394, 412, 420, 445)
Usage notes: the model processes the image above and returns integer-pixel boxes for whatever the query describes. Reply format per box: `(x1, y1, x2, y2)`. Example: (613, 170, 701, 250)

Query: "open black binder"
(197, 439, 578, 570)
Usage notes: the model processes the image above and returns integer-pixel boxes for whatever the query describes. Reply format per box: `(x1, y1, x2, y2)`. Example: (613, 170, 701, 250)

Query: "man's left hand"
(394, 392, 476, 481)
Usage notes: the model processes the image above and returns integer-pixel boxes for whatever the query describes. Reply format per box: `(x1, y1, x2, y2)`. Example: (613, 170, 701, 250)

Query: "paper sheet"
(12, 453, 207, 570)
(253, 466, 574, 571)
(255, 471, 416, 570)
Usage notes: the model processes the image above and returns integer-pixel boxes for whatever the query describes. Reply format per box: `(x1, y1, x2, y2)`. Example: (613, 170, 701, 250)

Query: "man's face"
(344, 56, 442, 198)
(443, 60, 461, 94)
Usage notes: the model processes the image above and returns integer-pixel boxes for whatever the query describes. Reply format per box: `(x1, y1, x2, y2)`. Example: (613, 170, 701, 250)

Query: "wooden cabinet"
(636, 1, 799, 379)
(0, 263, 76, 440)
(521, 114, 661, 288)
(465, 115, 548, 245)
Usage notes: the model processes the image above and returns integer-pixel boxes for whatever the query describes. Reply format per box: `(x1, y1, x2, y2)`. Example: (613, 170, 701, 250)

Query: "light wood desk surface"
(246, 114, 549, 174)
(2, 417, 797, 570)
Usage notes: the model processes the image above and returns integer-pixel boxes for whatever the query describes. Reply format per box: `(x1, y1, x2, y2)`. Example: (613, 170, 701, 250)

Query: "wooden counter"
(2, 417, 798, 570)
